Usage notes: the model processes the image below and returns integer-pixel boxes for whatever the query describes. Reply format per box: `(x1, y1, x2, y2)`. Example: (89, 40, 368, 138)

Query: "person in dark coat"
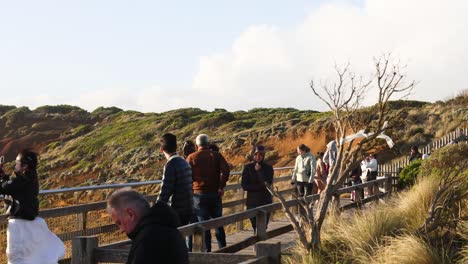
(241, 145, 274, 232)
(409, 146, 422, 163)
(107, 188, 189, 264)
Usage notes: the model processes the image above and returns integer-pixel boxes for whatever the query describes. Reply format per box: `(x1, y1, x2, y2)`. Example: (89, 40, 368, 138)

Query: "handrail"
(38, 166, 295, 196)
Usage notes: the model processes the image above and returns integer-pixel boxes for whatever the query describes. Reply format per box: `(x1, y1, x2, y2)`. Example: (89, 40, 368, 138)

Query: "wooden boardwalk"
(215, 219, 297, 254)
(210, 197, 357, 255)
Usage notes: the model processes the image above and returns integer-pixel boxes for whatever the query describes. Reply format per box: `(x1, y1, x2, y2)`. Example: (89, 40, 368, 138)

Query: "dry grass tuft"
(372, 235, 444, 264)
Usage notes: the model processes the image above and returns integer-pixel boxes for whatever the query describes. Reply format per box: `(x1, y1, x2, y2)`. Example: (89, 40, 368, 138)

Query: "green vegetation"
(398, 159, 422, 189)
(0, 105, 16, 116)
(33, 105, 87, 114)
(91, 106, 123, 118)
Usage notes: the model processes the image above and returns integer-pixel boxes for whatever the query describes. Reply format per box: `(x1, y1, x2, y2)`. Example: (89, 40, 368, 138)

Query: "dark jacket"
(0, 171, 39, 220)
(241, 161, 274, 207)
(157, 154, 194, 218)
(409, 152, 422, 163)
(126, 202, 189, 264)
(186, 148, 230, 194)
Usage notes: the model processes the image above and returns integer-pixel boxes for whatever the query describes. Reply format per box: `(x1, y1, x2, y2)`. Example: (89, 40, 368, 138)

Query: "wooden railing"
(71, 175, 394, 264)
(378, 127, 467, 174)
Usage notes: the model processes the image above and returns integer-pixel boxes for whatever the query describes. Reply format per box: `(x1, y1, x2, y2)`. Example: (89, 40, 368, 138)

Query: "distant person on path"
(182, 140, 196, 159)
(186, 134, 231, 252)
(361, 153, 378, 197)
(314, 152, 327, 193)
(408, 146, 422, 163)
(0, 150, 65, 264)
(241, 145, 274, 232)
(291, 144, 316, 197)
(323, 140, 337, 184)
(157, 133, 193, 226)
(209, 143, 220, 152)
(349, 165, 363, 202)
(107, 188, 189, 264)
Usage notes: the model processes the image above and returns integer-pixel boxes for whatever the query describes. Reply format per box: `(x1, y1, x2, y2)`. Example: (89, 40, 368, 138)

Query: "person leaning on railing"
(0, 150, 65, 264)
(241, 145, 274, 233)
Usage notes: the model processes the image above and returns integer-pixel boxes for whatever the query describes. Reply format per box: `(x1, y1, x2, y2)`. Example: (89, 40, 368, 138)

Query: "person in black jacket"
(241, 145, 274, 232)
(107, 188, 189, 264)
(0, 149, 64, 263)
(0, 150, 39, 220)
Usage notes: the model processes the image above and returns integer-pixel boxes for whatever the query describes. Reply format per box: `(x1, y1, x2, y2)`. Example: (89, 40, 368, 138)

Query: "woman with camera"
(0, 149, 64, 264)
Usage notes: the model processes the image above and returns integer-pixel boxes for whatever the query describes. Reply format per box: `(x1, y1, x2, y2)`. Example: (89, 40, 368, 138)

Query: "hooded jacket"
(241, 161, 274, 207)
(292, 152, 317, 183)
(126, 202, 189, 264)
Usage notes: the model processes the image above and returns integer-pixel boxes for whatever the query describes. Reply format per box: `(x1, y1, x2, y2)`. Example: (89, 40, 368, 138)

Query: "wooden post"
(77, 212, 87, 231)
(71, 236, 98, 264)
(256, 210, 268, 240)
(291, 186, 298, 215)
(192, 225, 206, 252)
(236, 189, 245, 231)
(384, 174, 392, 195)
(255, 242, 281, 264)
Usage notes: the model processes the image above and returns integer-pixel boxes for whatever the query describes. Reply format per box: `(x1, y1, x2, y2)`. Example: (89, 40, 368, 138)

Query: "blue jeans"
(193, 192, 226, 252)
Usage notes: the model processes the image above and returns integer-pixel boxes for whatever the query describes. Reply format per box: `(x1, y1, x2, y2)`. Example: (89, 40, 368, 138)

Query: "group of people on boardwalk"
(108, 133, 278, 263)
(3, 136, 437, 264)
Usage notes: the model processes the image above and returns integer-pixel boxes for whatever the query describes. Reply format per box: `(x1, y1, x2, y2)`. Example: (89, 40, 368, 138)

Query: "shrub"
(34, 105, 86, 114)
(398, 159, 422, 189)
(91, 106, 122, 118)
(0, 105, 16, 116)
(419, 143, 468, 180)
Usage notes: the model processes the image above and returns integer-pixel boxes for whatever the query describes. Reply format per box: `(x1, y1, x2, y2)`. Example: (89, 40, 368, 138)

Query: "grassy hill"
(0, 93, 466, 193)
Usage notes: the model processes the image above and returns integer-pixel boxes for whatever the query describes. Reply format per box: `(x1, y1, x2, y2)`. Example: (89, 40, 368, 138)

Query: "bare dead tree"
(268, 54, 415, 251)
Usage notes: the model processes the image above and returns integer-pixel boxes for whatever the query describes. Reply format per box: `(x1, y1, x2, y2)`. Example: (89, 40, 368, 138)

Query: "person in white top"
(360, 153, 378, 197)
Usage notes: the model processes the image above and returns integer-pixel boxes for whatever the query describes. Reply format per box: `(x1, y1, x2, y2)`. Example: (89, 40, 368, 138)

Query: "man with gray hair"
(186, 134, 230, 252)
(107, 188, 188, 264)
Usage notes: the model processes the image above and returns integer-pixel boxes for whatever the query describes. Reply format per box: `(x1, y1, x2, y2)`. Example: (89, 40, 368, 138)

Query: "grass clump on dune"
(372, 235, 446, 264)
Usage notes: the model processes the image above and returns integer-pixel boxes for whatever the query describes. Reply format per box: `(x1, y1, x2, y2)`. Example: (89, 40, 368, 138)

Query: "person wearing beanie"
(241, 145, 274, 232)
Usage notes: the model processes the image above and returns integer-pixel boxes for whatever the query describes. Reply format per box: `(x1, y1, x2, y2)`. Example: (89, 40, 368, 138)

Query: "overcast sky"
(0, 0, 466, 113)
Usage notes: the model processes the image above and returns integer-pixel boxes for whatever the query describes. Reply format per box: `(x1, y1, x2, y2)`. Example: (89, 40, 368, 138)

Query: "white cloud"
(191, 0, 468, 111)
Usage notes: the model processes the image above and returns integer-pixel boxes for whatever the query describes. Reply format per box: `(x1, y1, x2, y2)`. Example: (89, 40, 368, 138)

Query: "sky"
(0, 0, 466, 113)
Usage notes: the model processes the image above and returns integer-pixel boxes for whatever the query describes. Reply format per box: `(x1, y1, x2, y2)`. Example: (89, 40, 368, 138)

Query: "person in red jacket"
(186, 134, 230, 252)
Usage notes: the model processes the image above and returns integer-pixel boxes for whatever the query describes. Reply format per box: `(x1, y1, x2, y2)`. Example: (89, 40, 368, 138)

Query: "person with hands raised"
(241, 145, 274, 232)
(0, 149, 64, 264)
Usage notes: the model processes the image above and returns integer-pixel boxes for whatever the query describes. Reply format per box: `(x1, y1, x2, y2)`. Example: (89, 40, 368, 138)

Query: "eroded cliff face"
(0, 95, 466, 194)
